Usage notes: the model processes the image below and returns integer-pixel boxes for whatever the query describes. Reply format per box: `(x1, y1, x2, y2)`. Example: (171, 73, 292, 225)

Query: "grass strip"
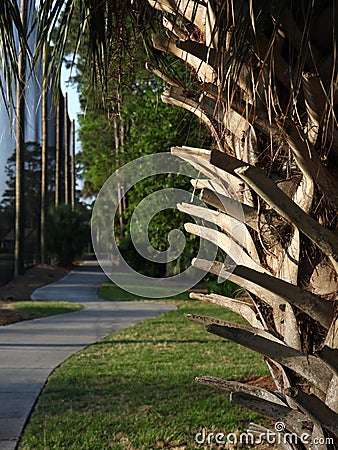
(11, 301, 84, 316)
(99, 280, 199, 301)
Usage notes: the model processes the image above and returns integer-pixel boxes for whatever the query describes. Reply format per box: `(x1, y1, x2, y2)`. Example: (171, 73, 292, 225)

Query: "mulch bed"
(0, 304, 45, 326)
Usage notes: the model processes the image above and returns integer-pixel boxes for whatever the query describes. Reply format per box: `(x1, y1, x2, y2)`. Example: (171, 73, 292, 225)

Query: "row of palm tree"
(1, 0, 76, 274)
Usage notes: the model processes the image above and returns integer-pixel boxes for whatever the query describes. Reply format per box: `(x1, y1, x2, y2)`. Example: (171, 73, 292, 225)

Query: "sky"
(61, 66, 86, 199)
(61, 67, 82, 139)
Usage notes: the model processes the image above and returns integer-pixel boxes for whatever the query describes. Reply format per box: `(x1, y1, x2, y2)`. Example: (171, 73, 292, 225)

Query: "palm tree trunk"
(113, 114, 124, 237)
(55, 92, 61, 207)
(40, 42, 48, 264)
(71, 119, 76, 210)
(64, 92, 69, 205)
(14, 0, 27, 276)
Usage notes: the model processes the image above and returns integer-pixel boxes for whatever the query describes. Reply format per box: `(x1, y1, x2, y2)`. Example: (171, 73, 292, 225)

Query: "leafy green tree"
(77, 111, 116, 195)
(78, 77, 211, 274)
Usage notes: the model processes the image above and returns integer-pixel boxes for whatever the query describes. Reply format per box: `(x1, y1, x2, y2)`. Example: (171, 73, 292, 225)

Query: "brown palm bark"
(55, 91, 62, 207)
(71, 119, 76, 210)
(40, 42, 48, 264)
(64, 92, 69, 205)
(14, 0, 27, 276)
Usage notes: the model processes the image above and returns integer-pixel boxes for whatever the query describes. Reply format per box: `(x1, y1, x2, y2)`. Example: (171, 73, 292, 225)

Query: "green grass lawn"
(99, 279, 192, 301)
(12, 301, 84, 316)
(19, 283, 270, 450)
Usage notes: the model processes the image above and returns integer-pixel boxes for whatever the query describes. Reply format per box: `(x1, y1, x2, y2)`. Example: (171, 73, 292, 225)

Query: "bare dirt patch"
(0, 264, 70, 326)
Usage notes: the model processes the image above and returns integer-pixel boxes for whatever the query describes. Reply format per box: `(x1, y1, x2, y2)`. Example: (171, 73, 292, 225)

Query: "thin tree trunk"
(113, 114, 124, 237)
(64, 92, 69, 205)
(71, 119, 76, 210)
(55, 92, 61, 207)
(14, 0, 27, 276)
(119, 113, 127, 215)
(115, 43, 125, 238)
(40, 42, 48, 264)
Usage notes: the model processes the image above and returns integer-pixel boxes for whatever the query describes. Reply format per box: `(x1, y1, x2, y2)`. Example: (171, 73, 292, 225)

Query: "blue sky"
(61, 66, 81, 137)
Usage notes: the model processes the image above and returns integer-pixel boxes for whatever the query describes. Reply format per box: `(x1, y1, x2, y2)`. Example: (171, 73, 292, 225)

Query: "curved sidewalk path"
(0, 261, 176, 450)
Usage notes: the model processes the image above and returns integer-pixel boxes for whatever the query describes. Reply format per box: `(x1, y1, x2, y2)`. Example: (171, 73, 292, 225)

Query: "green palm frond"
(0, 0, 156, 105)
(0, 0, 30, 109)
(34, 0, 161, 97)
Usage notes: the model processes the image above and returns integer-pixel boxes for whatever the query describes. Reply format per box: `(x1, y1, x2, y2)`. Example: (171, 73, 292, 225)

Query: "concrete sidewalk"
(0, 261, 176, 450)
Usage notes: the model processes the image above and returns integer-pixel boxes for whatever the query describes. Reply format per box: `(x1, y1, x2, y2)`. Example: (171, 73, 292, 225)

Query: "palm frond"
(33, 0, 162, 99)
(0, 0, 31, 109)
